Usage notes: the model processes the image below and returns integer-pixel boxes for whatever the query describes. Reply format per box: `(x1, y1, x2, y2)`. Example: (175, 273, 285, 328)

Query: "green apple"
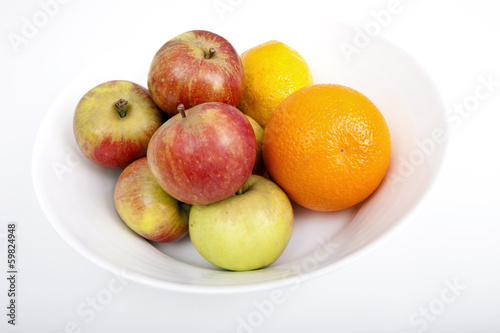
(245, 115, 264, 175)
(114, 157, 189, 243)
(189, 175, 293, 271)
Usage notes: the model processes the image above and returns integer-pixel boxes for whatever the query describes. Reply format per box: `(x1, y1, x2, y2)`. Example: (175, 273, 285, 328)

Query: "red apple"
(147, 102, 256, 205)
(147, 30, 244, 116)
(73, 80, 164, 169)
(114, 157, 189, 243)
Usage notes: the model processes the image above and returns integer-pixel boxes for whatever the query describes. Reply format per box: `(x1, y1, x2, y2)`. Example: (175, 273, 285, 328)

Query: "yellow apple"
(245, 115, 264, 175)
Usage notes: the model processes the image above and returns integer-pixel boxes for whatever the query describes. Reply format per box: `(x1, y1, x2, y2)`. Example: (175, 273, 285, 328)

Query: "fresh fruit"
(263, 84, 391, 211)
(237, 40, 314, 128)
(114, 157, 189, 243)
(189, 175, 294, 271)
(147, 30, 244, 116)
(73, 80, 163, 169)
(147, 102, 256, 205)
(244, 115, 264, 174)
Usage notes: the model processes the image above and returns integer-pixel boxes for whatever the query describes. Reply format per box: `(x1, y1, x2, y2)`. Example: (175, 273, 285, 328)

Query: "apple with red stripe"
(147, 30, 244, 116)
(114, 157, 189, 243)
(73, 80, 164, 169)
(147, 102, 256, 205)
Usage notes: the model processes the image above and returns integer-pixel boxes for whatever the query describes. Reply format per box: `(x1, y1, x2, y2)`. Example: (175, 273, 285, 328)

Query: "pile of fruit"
(72, 30, 391, 272)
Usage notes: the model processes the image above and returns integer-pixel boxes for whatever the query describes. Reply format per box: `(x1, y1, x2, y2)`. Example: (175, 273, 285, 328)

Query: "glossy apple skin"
(147, 30, 244, 116)
(73, 80, 164, 169)
(147, 102, 256, 205)
(189, 175, 294, 271)
(114, 157, 189, 243)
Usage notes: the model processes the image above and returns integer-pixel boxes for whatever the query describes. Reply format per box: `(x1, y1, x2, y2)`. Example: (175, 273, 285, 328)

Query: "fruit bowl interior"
(32, 21, 447, 293)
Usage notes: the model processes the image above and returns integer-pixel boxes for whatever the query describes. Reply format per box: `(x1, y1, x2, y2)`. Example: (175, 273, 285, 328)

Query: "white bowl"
(32, 21, 447, 293)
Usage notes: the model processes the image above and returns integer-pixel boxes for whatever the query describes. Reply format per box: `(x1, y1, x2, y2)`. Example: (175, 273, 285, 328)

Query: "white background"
(1, 0, 500, 332)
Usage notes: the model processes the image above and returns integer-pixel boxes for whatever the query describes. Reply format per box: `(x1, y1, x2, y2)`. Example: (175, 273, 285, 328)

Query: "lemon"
(237, 40, 314, 128)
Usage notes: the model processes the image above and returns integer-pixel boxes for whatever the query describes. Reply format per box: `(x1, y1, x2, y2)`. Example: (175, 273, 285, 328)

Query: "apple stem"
(115, 98, 128, 118)
(205, 47, 216, 59)
(177, 104, 186, 118)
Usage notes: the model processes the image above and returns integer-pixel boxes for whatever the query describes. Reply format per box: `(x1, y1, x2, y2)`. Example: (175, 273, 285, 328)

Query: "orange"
(237, 40, 314, 128)
(262, 84, 391, 211)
